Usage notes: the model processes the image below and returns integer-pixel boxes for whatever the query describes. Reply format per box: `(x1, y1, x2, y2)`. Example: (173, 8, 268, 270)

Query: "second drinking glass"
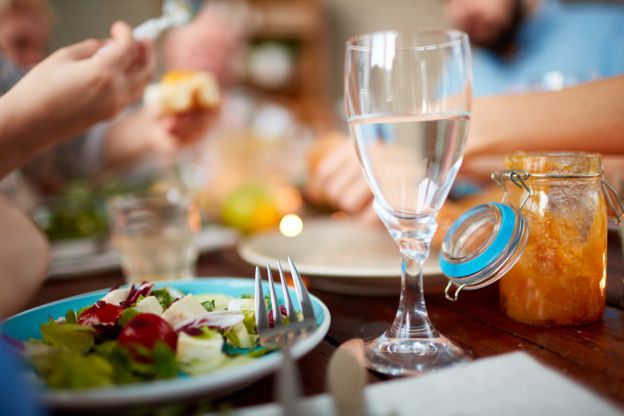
(108, 191, 201, 283)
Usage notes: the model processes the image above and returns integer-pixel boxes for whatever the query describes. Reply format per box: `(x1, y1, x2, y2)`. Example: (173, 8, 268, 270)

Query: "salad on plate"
(19, 282, 277, 391)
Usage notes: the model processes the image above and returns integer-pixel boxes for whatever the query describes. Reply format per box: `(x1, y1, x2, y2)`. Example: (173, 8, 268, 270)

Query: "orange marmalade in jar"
(499, 152, 607, 326)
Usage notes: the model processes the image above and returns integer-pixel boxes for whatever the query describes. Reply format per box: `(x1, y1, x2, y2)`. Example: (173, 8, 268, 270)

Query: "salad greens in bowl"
(1, 278, 330, 409)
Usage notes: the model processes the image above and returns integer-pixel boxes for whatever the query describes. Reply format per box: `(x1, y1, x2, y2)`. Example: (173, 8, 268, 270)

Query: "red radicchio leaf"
(268, 305, 289, 328)
(122, 282, 154, 307)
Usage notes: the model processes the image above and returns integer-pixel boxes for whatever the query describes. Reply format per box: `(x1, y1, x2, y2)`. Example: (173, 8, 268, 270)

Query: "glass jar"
(498, 152, 607, 326)
(439, 151, 624, 326)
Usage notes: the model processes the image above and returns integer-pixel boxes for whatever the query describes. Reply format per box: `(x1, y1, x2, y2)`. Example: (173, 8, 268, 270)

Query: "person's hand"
(103, 107, 216, 169)
(161, 109, 217, 145)
(2, 21, 154, 150)
(25, 21, 153, 135)
(307, 138, 377, 223)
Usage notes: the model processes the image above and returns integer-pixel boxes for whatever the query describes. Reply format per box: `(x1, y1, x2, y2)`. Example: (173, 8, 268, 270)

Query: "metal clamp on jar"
(440, 152, 624, 326)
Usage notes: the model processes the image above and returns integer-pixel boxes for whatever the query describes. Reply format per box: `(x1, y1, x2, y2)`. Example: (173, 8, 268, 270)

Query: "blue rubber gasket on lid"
(439, 202, 517, 278)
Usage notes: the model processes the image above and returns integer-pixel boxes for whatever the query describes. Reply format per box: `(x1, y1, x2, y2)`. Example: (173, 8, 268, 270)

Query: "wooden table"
(28, 231, 624, 415)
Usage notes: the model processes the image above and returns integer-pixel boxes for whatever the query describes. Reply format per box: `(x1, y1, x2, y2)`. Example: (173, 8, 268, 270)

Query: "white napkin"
(209, 351, 620, 416)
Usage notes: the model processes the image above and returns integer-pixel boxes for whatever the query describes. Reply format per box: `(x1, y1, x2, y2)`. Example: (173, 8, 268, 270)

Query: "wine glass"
(344, 30, 472, 375)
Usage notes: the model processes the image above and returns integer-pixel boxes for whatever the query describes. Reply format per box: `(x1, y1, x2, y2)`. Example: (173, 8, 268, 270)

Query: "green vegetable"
(151, 288, 176, 309)
(118, 307, 139, 327)
(197, 328, 221, 341)
(135, 294, 146, 305)
(40, 321, 95, 354)
(242, 310, 256, 335)
(95, 341, 140, 384)
(225, 322, 256, 349)
(47, 352, 114, 390)
(151, 342, 178, 379)
(201, 300, 216, 312)
(41, 180, 109, 241)
(97, 341, 178, 382)
(249, 346, 273, 358)
(65, 310, 77, 324)
(77, 305, 90, 318)
(128, 342, 178, 379)
(27, 345, 114, 390)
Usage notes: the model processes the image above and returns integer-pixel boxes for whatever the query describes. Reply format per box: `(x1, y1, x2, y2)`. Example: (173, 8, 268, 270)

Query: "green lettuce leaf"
(151, 341, 178, 379)
(118, 307, 139, 327)
(151, 288, 175, 309)
(242, 310, 256, 335)
(94, 341, 140, 385)
(40, 321, 95, 353)
(27, 345, 114, 390)
(64, 310, 77, 324)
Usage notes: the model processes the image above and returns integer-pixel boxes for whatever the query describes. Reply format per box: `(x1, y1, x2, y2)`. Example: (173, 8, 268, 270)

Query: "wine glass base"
(364, 332, 471, 376)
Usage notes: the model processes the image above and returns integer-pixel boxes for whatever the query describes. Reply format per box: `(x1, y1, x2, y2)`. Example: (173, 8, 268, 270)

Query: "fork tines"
(254, 257, 317, 346)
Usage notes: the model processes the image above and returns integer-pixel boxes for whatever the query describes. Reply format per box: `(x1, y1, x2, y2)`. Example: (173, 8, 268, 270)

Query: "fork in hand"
(254, 257, 317, 415)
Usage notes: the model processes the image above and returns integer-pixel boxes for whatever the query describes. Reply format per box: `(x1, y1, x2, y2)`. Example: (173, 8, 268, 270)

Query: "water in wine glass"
(345, 30, 472, 375)
(350, 113, 469, 218)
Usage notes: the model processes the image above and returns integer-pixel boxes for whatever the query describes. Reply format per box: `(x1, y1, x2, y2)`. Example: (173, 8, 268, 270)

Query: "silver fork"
(254, 257, 317, 416)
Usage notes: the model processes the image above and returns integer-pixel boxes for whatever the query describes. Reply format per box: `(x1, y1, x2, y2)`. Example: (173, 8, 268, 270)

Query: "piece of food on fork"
(143, 70, 221, 114)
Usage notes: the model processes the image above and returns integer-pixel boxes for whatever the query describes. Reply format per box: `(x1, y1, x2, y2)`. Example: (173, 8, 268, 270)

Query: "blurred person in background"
(0, 0, 221, 211)
(0, 0, 52, 93)
(308, 0, 624, 239)
(443, 0, 624, 96)
(0, 0, 51, 69)
(309, 75, 624, 245)
(0, 21, 153, 416)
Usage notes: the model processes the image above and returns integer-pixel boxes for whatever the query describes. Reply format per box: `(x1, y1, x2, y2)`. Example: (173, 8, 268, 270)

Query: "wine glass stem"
(387, 254, 438, 339)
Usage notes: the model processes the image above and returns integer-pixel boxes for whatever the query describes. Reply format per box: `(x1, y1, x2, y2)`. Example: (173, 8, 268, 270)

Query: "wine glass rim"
(346, 29, 468, 52)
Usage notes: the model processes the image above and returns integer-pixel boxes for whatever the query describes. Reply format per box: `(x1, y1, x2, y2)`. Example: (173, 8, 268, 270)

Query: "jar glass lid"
(439, 202, 529, 300)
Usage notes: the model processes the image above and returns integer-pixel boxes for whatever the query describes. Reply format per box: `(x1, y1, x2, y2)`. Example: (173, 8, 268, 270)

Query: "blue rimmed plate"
(2, 278, 330, 410)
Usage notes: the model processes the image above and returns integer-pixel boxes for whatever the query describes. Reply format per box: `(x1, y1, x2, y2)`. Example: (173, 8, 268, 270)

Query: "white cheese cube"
(227, 298, 255, 312)
(135, 296, 163, 315)
(101, 288, 131, 306)
(161, 294, 207, 326)
(176, 331, 224, 366)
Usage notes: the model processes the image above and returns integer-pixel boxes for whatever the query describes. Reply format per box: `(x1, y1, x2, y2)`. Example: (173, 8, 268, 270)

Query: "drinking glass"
(108, 190, 201, 283)
(345, 30, 472, 375)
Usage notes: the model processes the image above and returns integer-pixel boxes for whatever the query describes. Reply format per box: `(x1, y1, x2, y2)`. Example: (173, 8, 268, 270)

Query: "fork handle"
(276, 342, 301, 416)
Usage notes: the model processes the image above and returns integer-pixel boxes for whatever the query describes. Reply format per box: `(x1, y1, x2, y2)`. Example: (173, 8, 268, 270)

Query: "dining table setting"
(13, 220, 624, 416)
(4, 21, 624, 416)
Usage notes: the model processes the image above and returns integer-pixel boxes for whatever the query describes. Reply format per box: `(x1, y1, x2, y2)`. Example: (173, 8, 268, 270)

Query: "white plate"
(48, 225, 239, 278)
(238, 218, 442, 295)
(3, 278, 330, 410)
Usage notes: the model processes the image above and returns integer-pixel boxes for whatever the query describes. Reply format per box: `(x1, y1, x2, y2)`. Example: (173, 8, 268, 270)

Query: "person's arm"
(0, 196, 48, 318)
(0, 22, 155, 179)
(466, 75, 624, 157)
